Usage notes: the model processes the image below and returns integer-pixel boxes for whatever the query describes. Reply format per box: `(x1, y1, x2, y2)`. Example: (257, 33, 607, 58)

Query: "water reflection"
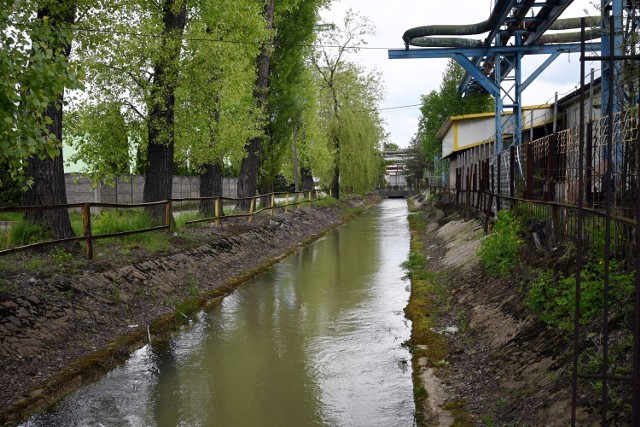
(23, 199, 413, 427)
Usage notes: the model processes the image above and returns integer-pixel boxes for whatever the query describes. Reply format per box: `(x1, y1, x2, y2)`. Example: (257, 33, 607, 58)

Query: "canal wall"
(407, 193, 599, 426)
(0, 202, 373, 425)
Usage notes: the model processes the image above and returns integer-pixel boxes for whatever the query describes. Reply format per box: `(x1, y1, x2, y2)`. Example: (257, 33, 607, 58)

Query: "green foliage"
(65, 102, 135, 184)
(313, 10, 386, 196)
(174, 211, 202, 229)
(260, 0, 328, 193)
(187, 273, 198, 297)
(0, 160, 22, 206)
(49, 247, 73, 268)
(478, 210, 523, 277)
(0, 212, 22, 222)
(91, 209, 152, 235)
(414, 59, 494, 173)
(175, 0, 266, 175)
(1, 2, 83, 188)
(526, 246, 635, 331)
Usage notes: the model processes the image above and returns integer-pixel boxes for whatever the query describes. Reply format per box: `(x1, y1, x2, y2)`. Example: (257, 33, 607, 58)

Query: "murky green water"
(23, 199, 414, 427)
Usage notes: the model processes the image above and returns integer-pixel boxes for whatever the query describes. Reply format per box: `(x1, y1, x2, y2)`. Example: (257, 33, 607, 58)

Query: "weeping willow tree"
(316, 63, 386, 196)
(313, 9, 386, 198)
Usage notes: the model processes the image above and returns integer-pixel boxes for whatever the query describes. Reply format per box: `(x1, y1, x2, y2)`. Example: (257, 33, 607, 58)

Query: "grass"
(403, 200, 474, 426)
(8, 221, 50, 247)
(0, 211, 22, 221)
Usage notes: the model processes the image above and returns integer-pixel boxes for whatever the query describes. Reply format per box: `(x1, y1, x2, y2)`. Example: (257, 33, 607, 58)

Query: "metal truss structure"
(388, 1, 628, 154)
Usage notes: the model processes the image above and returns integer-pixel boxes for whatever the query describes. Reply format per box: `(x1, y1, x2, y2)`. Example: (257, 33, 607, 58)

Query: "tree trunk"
(258, 179, 272, 212)
(199, 162, 223, 216)
(238, 135, 261, 211)
(23, 1, 77, 241)
(301, 167, 314, 192)
(142, 0, 187, 223)
(237, 0, 275, 211)
(331, 163, 340, 199)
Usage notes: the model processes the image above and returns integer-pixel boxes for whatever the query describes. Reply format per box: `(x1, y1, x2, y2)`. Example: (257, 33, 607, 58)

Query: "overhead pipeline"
(408, 37, 484, 48)
(548, 16, 600, 31)
(539, 28, 602, 44)
(402, 0, 600, 49)
(402, 0, 512, 48)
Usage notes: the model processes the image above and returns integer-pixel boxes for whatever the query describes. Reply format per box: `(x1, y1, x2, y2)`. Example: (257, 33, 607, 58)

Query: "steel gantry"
(388, 0, 609, 154)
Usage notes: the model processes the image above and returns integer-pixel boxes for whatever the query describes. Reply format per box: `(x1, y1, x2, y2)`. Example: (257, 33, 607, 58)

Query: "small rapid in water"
(23, 199, 414, 427)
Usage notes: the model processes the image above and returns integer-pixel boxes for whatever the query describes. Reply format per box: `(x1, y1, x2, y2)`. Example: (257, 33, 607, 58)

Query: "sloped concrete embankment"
(410, 196, 588, 426)
(0, 207, 345, 425)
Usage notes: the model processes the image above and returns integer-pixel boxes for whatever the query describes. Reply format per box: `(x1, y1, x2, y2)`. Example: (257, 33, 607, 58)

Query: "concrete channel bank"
(0, 199, 377, 425)
(405, 191, 607, 426)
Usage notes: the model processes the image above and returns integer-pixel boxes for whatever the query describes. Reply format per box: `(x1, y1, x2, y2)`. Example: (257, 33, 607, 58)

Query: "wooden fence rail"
(0, 190, 322, 259)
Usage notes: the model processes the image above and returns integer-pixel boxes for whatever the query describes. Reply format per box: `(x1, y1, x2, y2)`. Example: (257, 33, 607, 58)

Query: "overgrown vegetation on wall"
(477, 207, 635, 422)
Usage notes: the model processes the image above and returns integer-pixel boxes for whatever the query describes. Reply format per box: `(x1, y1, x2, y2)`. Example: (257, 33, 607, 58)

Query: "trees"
(3, 0, 388, 226)
(236, 0, 275, 210)
(66, 102, 132, 185)
(313, 10, 386, 198)
(141, 0, 188, 222)
(69, 0, 190, 222)
(257, 0, 328, 202)
(235, 0, 328, 210)
(15, 1, 80, 239)
(175, 0, 265, 215)
(414, 59, 493, 176)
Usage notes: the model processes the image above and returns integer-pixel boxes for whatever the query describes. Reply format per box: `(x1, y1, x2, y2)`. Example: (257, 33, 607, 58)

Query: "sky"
(320, 0, 600, 148)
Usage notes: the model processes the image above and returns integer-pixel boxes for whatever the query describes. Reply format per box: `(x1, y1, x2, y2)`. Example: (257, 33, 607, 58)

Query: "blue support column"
(601, 0, 623, 116)
(495, 53, 503, 154)
(514, 39, 523, 147)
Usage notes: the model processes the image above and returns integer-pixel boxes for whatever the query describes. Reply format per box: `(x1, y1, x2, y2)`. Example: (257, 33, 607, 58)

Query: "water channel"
(23, 199, 414, 427)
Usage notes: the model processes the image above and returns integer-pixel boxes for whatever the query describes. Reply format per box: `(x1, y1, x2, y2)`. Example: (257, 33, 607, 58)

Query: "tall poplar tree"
(257, 0, 328, 202)
(142, 0, 187, 222)
(8, 0, 80, 239)
(236, 0, 275, 210)
(175, 0, 265, 215)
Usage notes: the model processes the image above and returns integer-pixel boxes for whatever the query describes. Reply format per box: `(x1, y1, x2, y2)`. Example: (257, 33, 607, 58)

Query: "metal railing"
(0, 190, 323, 260)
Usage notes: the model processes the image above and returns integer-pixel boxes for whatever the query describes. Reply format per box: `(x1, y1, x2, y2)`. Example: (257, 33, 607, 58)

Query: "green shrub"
(526, 224, 635, 331)
(478, 210, 523, 277)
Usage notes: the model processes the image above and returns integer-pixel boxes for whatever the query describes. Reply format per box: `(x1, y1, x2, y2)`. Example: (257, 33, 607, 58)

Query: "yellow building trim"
(523, 104, 553, 111)
(455, 138, 495, 152)
(449, 112, 495, 121)
(453, 122, 459, 150)
(448, 105, 552, 123)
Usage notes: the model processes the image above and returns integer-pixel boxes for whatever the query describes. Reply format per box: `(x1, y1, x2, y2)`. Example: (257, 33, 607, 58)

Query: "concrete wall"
(65, 174, 238, 204)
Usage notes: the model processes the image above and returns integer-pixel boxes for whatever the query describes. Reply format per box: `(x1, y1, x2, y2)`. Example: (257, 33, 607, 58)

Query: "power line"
(8, 20, 399, 50)
(355, 103, 422, 113)
(377, 103, 422, 111)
